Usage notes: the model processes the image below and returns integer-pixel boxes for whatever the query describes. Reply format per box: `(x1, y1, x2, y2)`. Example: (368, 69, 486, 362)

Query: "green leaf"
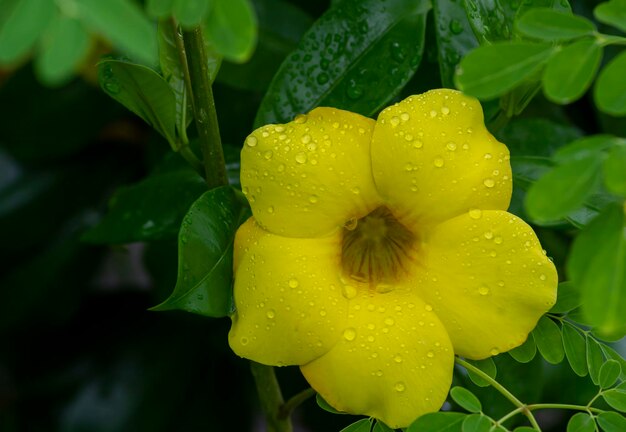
(82, 168, 206, 244)
(173, 0, 212, 28)
(586, 336, 606, 385)
(498, 118, 582, 158)
(98, 59, 177, 148)
(0, 0, 55, 65)
(542, 38, 602, 104)
(151, 186, 250, 317)
(462, 0, 518, 43)
(340, 419, 372, 432)
(601, 344, 626, 381)
(73, 0, 158, 65)
(455, 42, 555, 100)
(604, 144, 626, 196)
(373, 421, 395, 432)
(509, 334, 537, 363)
(516, 8, 596, 41)
(462, 414, 491, 432)
(599, 359, 622, 388)
(205, 0, 258, 63)
(603, 389, 626, 411)
(550, 281, 582, 314)
(408, 412, 466, 432)
(532, 316, 564, 364)
(524, 153, 604, 223)
(35, 13, 91, 87)
(553, 135, 618, 164)
(595, 0, 626, 34)
(597, 412, 626, 432)
(433, 0, 478, 87)
(562, 322, 588, 377)
(515, 428, 538, 432)
(466, 358, 497, 388)
(146, 0, 175, 17)
(315, 394, 346, 414)
(595, 51, 626, 116)
(255, 0, 430, 126)
(568, 204, 626, 339)
(450, 387, 482, 413)
(567, 412, 595, 432)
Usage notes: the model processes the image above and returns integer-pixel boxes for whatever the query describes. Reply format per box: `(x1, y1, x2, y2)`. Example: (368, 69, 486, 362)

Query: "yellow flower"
(229, 89, 557, 428)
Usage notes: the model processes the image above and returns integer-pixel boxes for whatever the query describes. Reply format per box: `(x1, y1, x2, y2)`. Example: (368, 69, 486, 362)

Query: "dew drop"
(240, 337, 249, 346)
(394, 355, 403, 363)
(483, 178, 495, 188)
(344, 217, 358, 230)
(342, 285, 357, 299)
(266, 309, 276, 319)
(400, 112, 410, 121)
(427, 351, 435, 358)
(449, 19, 463, 34)
(295, 152, 307, 164)
(390, 116, 400, 127)
(446, 142, 457, 151)
(263, 150, 273, 160)
(413, 140, 423, 149)
(246, 136, 258, 147)
(484, 231, 493, 240)
(478, 286, 490, 296)
(294, 114, 307, 124)
(441, 106, 450, 115)
(277, 164, 285, 172)
(484, 153, 492, 159)
(394, 382, 406, 392)
(343, 328, 357, 341)
(429, 110, 437, 118)
(301, 134, 311, 144)
(384, 318, 395, 326)
(433, 157, 444, 168)
(267, 206, 274, 214)
(425, 304, 433, 312)
(404, 134, 413, 142)
(288, 278, 299, 288)
(490, 348, 499, 356)
(539, 274, 546, 281)
(494, 236, 503, 244)
(309, 194, 319, 203)
(469, 208, 482, 219)
(316, 73, 329, 85)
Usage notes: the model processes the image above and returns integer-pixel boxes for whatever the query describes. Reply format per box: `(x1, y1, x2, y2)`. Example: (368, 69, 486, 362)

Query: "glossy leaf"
(595, 51, 626, 116)
(542, 39, 602, 104)
(562, 322, 588, 377)
(462, 414, 491, 432)
(498, 118, 582, 158)
(603, 389, 626, 411)
(462, 0, 518, 43)
(173, 0, 212, 28)
(532, 316, 564, 364)
(553, 135, 618, 164)
(408, 412, 466, 432)
(604, 144, 626, 196)
(0, 0, 54, 65)
(466, 358, 497, 388)
(569, 204, 626, 339)
(602, 344, 626, 381)
(255, 0, 430, 126)
(74, 0, 158, 65)
(597, 412, 626, 432)
(516, 8, 595, 41)
(98, 59, 178, 148)
(433, 0, 478, 87)
(450, 387, 482, 413)
(566, 412, 595, 432)
(151, 186, 250, 317)
(455, 42, 554, 100)
(550, 281, 582, 314)
(509, 334, 537, 363)
(205, 0, 258, 63)
(373, 421, 395, 432)
(587, 336, 606, 385)
(340, 419, 372, 432)
(82, 168, 206, 244)
(599, 359, 622, 389)
(35, 13, 91, 87)
(525, 153, 604, 223)
(595, 0, 626, 34)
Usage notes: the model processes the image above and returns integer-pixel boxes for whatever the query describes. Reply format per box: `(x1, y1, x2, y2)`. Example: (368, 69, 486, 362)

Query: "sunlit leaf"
(450, 387, 482, 413)
(599, 359, 622, 389)
(566, 412, 595, 432)
(462, 414, 491, 432)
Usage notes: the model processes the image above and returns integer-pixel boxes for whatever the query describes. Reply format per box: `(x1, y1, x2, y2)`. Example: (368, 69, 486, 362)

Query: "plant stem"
(250, 362, 293, 432)
(182, 26, 228, 188)
(179, 142, 204, 176)
(455, 357, 541, 430)
(279, 388, 316, 419)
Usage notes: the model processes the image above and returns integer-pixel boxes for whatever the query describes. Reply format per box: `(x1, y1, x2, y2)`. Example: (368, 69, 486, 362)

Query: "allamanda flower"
(229, 89, 557, 428)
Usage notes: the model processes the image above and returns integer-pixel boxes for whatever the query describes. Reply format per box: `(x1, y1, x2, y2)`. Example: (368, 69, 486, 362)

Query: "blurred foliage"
(2, 0, 626, 431)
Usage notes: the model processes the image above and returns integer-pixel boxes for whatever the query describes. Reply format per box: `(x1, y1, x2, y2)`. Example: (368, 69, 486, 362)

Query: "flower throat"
(341, 206, 417, 287)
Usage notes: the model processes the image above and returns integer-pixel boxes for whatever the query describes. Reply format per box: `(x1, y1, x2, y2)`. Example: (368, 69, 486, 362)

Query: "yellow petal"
(229, 222, 348, 366)
(300, 290, 454, 428)
(371, 89, 512, 232)
(415, 210, 557, 359)
(241, 108, 381, 237)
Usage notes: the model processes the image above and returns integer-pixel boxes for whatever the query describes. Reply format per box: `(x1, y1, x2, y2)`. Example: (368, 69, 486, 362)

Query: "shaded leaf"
(567, 412, 595, 432)
(509, 334, 537, 363)
(462, 414, 491, 432)
(408, 412, 466, 432)
(595, 51, 626, 116)
(542, 38, 602, 104)
(316, 394, 346, 415)
(255, 0, 430, 126)
(604, 144, 626, 196)
(532, 315, 564, 364)
(601, 344, 626, 381)
(516, 8, 595, 41)
(151, 186, 250, 317)
(603, 389, 626, 412)
(466, 358, 497, 388)
(173, 0, 212, 28)
(455, 42, 554, 100)
(340, 419, 372, 432)
(595, 0, 626, 33)
(587, 336, 606, 385)
(205, 0, 258, 63)
(562, 322, 588, 377)
(550, 281, 581, 314)
(599, 359, 622, 389)
(597, 412, 626, 432)
(373, 421, 395, 432)
(147, 0, 175, 18)
(462, 0, 518, 43)
(0, 0, 55, 65)
(450, 387, 482, 413)
(553, 135, 618, 164)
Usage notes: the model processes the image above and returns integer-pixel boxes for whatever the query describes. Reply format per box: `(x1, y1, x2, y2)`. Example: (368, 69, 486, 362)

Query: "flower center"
(341, 206, 417, 287)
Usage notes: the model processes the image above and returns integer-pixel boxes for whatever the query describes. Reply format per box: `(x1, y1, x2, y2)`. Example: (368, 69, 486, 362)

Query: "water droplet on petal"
(425, 304, 433, 311)
(295, 152, 307, 163)
(491, 348, 499, 356)
(342, 285, 357, 299)
(390, 116, 400, 127)
(288, 278, 299, 288)
(309, 194, 319, 203)
(483, 178, 495, 188)
(263, 150, 273, 160)
(484, 231, 493, 239)
(434, 157, 444, 168)
(446, 142, 457, 151)
(441, 106, 450, 115)
(394, 382, 406, 392)
(266, 309, 275, 319)
(294, 114, 307, 124)
(343, 328, 357, 341)
(469, 208, 482, 219)
(400, 112, 410, 121)
(394, 355, 403, 363)
(427, 351, 435, 358)
(246, 136, 258, 147)
(301, 134, 311, 144)
(479, 286, 490, 296)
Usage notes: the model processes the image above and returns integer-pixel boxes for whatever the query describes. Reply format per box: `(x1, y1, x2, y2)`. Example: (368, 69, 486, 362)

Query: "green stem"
(179, 142, 204, 176)
(279, 388, 316, 419)
(182, 26, 228, 188)
(250, 362, 293, 432)
(455, 357, 541, 430)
